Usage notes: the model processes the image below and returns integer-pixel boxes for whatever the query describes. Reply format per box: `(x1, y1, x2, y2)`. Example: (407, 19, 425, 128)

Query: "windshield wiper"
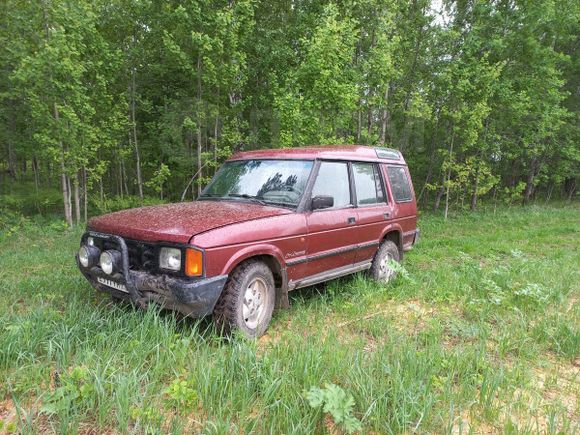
(198, 193, 223, 199)
(227, 193, 267, 205)
(261, 200, 296, 209)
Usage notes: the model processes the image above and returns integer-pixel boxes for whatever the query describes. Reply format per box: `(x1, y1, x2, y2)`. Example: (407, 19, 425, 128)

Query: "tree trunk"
(378, 85, 390, 146)
(121, 152, 129, 197)
(54, 103, 73, 226)
(356, 106, 362, 143)
(130, 66, 143, 200)
(367, 107, 373, 138)
(545, 183, 554, 203)
(196, 54, 203, 197)
(66, 174, 73, 224)
(433, 184, 445, 212)
(214, 112, 219, 163)
(118, 158, 124, 198)
(418, 108, 440, 203)
(471, 123, 487, 211)
(32, 155, 40, 195)
(83, 167, 88, 222)
(470, 177, 479, 211)
(470, 154, 482, 211)
(444, 131, 455, 220)
(566, 178, 576, 202)
(43, 2, 72, 226)
(74, 171, 81, 225)
(7, 142, 16, 179)
(523, 158, 537, 205)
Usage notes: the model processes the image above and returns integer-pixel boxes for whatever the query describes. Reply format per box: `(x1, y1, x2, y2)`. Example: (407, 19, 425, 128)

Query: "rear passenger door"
(305, 161, 358, 276)
(351, 162, 391, 264)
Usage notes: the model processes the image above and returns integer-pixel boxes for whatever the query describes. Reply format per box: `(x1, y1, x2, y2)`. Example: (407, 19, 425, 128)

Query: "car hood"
(88, 200, 292, 244)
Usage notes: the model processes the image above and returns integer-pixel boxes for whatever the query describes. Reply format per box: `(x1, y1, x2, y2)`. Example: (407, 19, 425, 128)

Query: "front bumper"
(76, 232, 227, 318)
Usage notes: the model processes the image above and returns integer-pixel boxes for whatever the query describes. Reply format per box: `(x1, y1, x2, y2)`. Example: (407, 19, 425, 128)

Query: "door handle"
(384, 212, 390, 219)
(348, 217, 356, 224)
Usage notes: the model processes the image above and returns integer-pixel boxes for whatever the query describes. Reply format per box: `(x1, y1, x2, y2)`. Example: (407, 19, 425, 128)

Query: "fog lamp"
(100, 250, 122, 275)
(78, 245, 100, 268)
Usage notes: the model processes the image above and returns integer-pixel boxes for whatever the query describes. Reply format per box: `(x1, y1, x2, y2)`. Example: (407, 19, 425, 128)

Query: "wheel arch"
(379, 226, 404, 258)
(221, 245, 289, 309)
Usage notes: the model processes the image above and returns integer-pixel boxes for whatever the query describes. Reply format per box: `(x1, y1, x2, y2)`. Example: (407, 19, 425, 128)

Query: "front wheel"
(213, 260, 276, 338)
(369, 240, 400, 283)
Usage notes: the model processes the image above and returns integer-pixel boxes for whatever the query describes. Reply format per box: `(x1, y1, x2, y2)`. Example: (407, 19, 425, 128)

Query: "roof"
(229, 145, 406, 164)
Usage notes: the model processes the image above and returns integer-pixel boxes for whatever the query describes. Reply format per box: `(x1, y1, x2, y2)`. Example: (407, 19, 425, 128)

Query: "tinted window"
(353, 163, 385, 205)
(312, 162, 351, 208)
(387, 166, 413, 202)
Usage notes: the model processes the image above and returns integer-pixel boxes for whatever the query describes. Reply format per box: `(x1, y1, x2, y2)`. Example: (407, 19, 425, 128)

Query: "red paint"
(89, 201, 291, 243)
(230, 145, 401, 163)
(88, 145, 418, 286)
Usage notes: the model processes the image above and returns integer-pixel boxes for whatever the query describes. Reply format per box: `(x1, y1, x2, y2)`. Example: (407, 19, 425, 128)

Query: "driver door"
(305, 161, 358, 276)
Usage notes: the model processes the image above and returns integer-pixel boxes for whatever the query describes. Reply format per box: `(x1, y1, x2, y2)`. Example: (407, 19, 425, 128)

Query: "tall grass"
(0, 204, 578, 433)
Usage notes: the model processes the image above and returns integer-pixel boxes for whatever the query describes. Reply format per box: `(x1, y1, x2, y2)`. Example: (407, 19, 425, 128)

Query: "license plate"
(97, 277, 128, 293)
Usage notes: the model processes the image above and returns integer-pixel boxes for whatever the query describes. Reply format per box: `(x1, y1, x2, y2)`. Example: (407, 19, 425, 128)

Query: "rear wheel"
(213, 260, 275, 338)
(369, 240, 400, 283)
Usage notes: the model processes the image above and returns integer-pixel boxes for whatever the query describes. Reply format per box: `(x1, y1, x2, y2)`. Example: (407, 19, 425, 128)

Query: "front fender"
(221, 243, 286, 276)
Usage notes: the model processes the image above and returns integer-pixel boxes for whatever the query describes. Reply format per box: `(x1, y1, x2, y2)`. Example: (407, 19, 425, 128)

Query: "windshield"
(200, 159, 314, 208)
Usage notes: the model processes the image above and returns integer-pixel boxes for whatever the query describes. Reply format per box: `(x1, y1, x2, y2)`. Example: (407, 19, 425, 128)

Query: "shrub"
(306, 383, 362, 434)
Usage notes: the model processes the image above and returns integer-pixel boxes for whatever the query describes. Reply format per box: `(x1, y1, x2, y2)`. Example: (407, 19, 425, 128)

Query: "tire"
(369, 240, 400, 283)
(213, 260, 276, 338)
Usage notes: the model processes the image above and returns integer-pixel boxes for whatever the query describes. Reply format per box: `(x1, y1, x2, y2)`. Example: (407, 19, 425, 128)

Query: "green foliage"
(145, 163, 171, 197)
(163, 378, 198, 411)
(306, 383, 362, 434)
(90, 195, 167, 215)
(1, 0, 578, 219)
(41, 366, 95, 416)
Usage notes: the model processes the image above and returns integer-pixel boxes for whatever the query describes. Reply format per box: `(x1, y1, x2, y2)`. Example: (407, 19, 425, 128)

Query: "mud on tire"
(369, 240, 400, 283)
(213, 260, 275, 338)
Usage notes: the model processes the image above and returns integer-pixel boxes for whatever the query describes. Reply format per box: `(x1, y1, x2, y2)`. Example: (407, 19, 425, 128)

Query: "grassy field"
(0, 205, 578, 433)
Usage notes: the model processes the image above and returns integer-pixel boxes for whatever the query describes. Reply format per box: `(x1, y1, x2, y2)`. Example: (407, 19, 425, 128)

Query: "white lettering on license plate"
(97, 277, 128, 293)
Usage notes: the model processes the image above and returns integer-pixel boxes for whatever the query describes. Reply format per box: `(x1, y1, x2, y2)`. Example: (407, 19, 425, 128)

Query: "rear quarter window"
(387, 166, 413, 202)
(352, 162, 385, 205)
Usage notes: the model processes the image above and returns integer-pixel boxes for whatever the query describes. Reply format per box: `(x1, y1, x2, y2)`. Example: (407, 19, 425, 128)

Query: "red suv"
(77, 146, 419, 337)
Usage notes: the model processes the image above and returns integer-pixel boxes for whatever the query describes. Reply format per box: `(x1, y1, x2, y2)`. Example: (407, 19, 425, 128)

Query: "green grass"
(0, 204, 578, 433)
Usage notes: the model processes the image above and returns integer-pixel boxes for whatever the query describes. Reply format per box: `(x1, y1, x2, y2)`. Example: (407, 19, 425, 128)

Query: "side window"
(353, 163, 385, 205)
(312, 162, 351, 208)
(387, 166, 413, 202)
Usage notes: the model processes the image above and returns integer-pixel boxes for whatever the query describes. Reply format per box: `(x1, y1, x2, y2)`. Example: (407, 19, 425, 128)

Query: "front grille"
(94, 237, 157, 272)
(125, 240, 157, 271)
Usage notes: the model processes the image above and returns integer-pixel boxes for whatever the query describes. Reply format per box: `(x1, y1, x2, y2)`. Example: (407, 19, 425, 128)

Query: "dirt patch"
(461, 356, 578, 433)
(0, 399, 17, 433)
(336, 299, 436, 332)
(451, 408, 497, 434)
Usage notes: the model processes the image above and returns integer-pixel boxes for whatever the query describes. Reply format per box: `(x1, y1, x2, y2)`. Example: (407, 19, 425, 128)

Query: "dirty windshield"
(200, 159, 314, 207)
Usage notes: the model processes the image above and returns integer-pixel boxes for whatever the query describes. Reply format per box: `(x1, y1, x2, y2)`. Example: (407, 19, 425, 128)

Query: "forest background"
(1, 0, 578, 225)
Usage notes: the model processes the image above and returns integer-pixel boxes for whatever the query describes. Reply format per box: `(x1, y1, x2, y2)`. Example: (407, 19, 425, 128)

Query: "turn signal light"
(185, 249, 203, 277)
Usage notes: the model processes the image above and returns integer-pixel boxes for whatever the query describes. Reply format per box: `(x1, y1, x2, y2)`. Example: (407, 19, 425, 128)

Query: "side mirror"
(311, 195, 334, 210)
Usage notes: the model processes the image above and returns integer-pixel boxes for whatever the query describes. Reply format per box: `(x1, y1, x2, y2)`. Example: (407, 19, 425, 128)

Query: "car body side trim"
(288, 260, 372, 290)
(285, 241, 379, 267)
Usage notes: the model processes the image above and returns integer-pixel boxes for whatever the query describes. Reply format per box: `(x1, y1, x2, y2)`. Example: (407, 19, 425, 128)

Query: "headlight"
(100, 250, 121, 275)
(78, 245, 100, 268)
(159, 247, 182, 271)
